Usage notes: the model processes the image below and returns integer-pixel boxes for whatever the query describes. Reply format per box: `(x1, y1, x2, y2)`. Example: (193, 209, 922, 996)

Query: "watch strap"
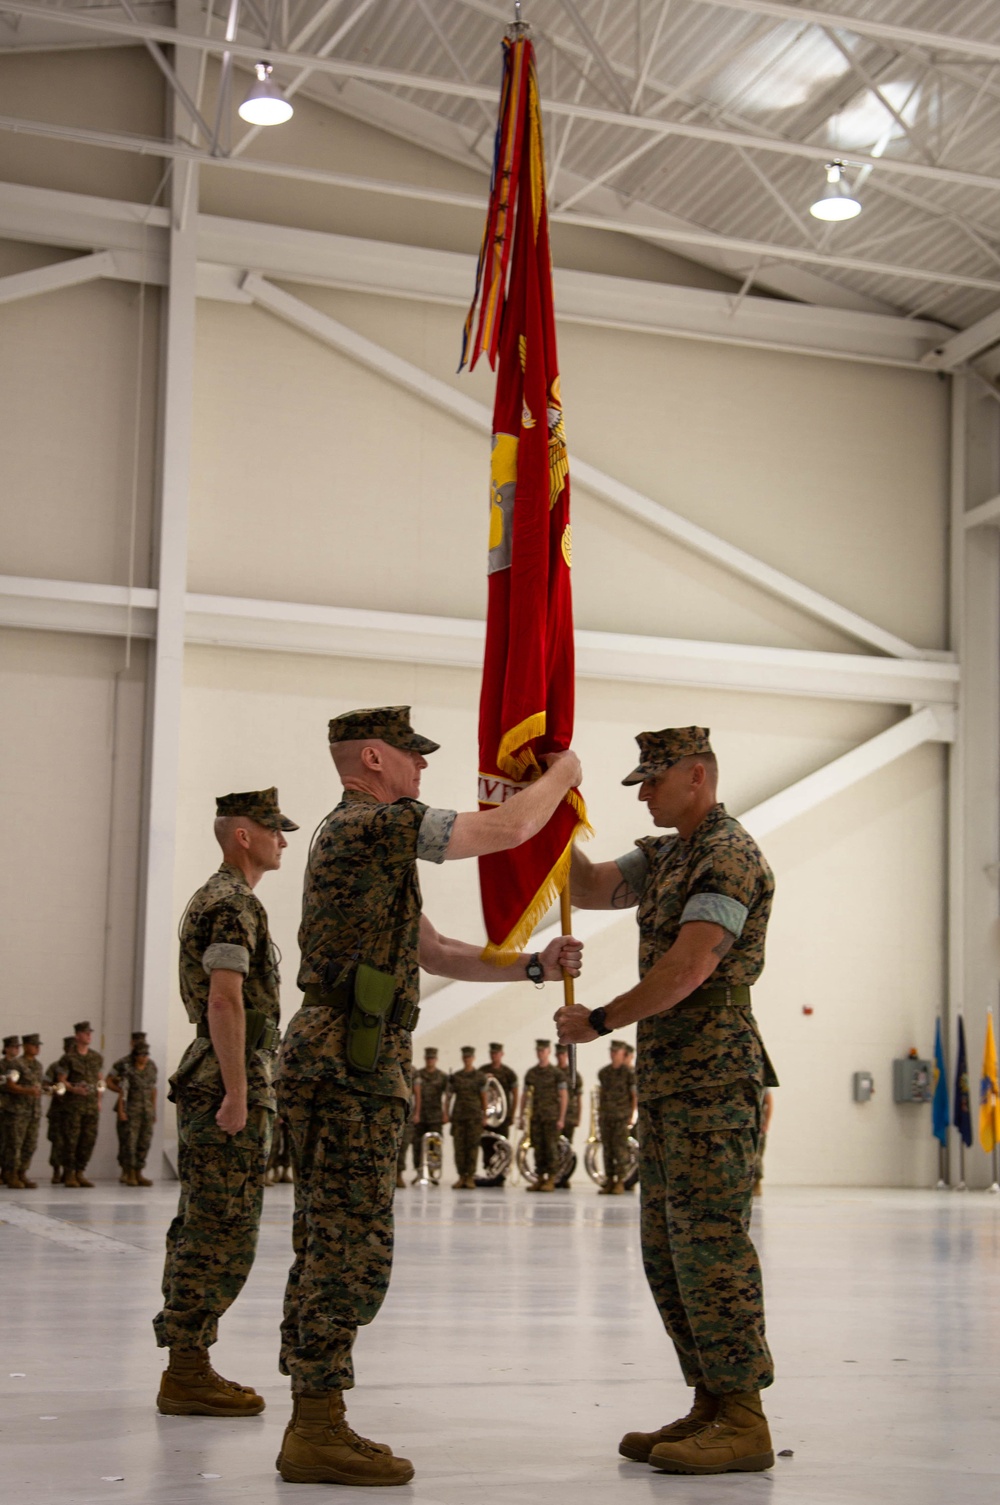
(588, 1006, 612, 1037)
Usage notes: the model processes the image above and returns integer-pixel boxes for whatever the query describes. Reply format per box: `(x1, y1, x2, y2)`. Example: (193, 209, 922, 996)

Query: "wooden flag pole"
(560, 881, 576, 1089)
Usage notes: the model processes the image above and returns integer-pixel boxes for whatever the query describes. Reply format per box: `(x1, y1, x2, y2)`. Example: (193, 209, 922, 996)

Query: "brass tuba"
(415, 1129, 443, 1186)
(515, 1086, 572, 1188)
(483, 1073, 508, 1129)
(583, 1086, 640, 1187)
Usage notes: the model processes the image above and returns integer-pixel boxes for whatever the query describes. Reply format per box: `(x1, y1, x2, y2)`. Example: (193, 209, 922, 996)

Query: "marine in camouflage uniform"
(1, 1035, 25, 1187)
(108, 1032, 158, 1186)
(522, 1040, 568, 1191)
(597, 1042, 637, 1193)
(153, 786, 295, 1419)
(412, 1047, 447, 1182)
(559, 727, 778, 1475)
(61, 1022, 104, 1188)
(396, 1090, 416, 1189)
(447, 1049, 488, 1188)
(2, 1034, 45, 1187)
(275, 706, 582, 1487)
(553, 1044, 581, 1188)
(45, 1037, 73, 1183)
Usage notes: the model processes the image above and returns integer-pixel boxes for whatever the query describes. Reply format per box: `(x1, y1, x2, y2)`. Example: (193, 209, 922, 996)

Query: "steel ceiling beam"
(1, 112, 997, 298)
(2, 2, 1000, 199)
(686, 0, 1000, 69)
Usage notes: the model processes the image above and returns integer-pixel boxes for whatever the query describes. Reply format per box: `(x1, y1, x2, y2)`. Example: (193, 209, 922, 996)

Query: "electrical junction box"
(853, 1071, 874, 1103)
(893, 1057, 932, 1104)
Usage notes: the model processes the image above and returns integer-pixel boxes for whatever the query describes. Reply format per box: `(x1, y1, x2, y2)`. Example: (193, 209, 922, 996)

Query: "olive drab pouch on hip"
(346, 963, 397, 1074)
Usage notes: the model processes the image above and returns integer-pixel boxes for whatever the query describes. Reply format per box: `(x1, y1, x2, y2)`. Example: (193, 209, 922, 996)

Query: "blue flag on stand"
(932, 1017, 949, 1146)
(954, 1015, 973, 1148)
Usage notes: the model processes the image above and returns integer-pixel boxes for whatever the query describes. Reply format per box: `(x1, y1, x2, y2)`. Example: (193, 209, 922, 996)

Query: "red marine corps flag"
(461, 25, 588, 961)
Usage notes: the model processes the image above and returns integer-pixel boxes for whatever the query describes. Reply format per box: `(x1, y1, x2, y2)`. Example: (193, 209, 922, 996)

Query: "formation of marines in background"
(4, 711, 777, 1485)
(1, 1023, 158, 1189)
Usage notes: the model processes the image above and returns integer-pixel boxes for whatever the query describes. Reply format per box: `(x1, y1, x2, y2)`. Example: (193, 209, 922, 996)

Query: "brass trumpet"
(42, 1080, 67, 1096)
(415, 1129, 443, 1186)
(3, 1068, 21, 1085)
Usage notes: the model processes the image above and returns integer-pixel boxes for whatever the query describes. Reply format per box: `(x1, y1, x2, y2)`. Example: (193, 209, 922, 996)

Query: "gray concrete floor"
(1, 1180, 999, 1504)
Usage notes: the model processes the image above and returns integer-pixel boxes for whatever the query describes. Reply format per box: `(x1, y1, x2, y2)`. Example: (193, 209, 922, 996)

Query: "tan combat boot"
(3, 1171, 23, 1189)
(278, 1391, 413, 1485)
(611, 1180, 625, 1195)
(648, 1390, 774, 1474)
(276, 1394, 395, 1472)
(539, 1177, 557, 1193)
(136, 1171, 153, 1187)
(156, 1349, 265, 1417)
(76, 1174, 95, 1188)
(51, 1168, 64, 1185)
(63, 1171, 80, 1188)
(619, 1384, 718, 1462)
(124, 1169, 138, 1187)
(19, 1172, 37, 1189)
(395, 1171, 405, 1189)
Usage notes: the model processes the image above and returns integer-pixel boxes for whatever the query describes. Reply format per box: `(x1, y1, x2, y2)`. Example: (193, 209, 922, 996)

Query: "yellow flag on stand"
(980, 1008, 1000, 1154)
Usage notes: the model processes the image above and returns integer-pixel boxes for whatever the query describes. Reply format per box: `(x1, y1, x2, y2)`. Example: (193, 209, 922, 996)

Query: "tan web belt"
(302, 981, 420, 1034)
(683, 983, 751, 1008)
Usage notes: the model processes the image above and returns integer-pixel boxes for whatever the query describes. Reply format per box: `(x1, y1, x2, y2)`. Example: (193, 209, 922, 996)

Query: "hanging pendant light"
(238, 62, 293, 126)
(809, 160, 862, 221)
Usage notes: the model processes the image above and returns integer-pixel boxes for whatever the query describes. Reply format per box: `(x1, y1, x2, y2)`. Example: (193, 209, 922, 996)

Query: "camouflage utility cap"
(622, 726, 714, 786)
(3, 1035, 19, 1048)
(22, 1033, 41, 1046)
(74, 1021, 92, 1033)
(611, 1040, 629, 1050)
(327, 705, 440, 755)
(131, 1031, 147, 1042)
(215, 786, 299, 831)
(63, 1036, 74, 1050)
(536, 1039, 551, 1049)
(489, 1042, 504, 1052)
(424, 1047, 439, 1057)
(461, 1046, 475, 1057)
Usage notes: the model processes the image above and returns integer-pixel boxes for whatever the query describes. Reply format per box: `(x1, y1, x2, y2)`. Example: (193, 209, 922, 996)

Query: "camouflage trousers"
(116, 1106, 154, 1171)
(754, 1130, 768, 1187)
(279, 1077, 404, 1392)
(600, 1112, 632, 1184)
(153, 1096, 272, 1351)
(64, 1102, 100, 1172)
(397, 1121, 414, 1175)
(1, 1108, 40, 1174)
(532, 1118, 560, 1178)
(638, 1081, 773, 1395)
(47, 1104, 67, 1168)
(451, 1117, 481, 1178)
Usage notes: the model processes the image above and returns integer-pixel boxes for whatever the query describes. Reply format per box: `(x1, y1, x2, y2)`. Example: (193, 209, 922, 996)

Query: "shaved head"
(329, 738, 376, 778)
(214, 814, 254, 851)
(331, 737, 427, 803)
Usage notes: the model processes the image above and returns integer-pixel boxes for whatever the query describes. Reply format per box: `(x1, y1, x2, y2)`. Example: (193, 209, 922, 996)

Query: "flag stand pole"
(559, 881, 576, 1091)
(956, 1142, 967, 1191)
(936, 1144, 948, 1190)
(989, 1145, 999, 1195)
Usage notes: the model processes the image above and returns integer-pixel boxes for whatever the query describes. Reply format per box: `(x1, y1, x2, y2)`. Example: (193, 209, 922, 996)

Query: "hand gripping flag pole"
(460, 13, 588, 1088)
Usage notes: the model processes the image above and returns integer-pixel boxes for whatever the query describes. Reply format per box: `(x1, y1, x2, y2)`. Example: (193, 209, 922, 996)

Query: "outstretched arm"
(443, 751, 582, 861)
(555, 921, 734, 1042)
(419, 916, 582, 982)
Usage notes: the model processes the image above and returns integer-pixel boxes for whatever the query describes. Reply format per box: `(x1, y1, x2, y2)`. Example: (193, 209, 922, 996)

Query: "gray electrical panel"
(893, 1057, 932, 1104)
(853, 1071, 874, 1103)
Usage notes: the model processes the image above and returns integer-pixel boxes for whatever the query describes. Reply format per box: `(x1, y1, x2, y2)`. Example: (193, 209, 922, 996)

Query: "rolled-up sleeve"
(614, 847, 650, 899)
(417, 807, 458, 864)
(202, 941, 250, 976)
(679, 892, 748, 938)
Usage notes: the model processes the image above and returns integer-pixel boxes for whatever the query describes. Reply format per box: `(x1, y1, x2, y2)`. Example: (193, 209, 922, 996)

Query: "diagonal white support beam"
(922, 309, 1000, 372)
(415, 707, 954, 1036)
(741, 706, 954, 839)
(0, 249, 115, 304)
(0, 576, 959, 708)
(0, 181, 952, 366)
(963, 492, 1000, 530)
(241, 273, 927, 661)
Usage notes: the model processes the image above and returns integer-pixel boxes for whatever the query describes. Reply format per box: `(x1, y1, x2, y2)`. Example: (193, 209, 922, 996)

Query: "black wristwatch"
(525, 953, 545, 988)
(588, 1006, 612, 1037)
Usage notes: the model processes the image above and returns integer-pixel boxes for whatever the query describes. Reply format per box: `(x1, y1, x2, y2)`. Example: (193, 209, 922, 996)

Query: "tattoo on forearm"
(711, 933, 735, 960)
(611, 879, 638, 910)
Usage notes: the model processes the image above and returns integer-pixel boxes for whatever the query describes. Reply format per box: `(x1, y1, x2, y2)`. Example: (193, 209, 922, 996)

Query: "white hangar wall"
(0, 45, 952, 1186)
